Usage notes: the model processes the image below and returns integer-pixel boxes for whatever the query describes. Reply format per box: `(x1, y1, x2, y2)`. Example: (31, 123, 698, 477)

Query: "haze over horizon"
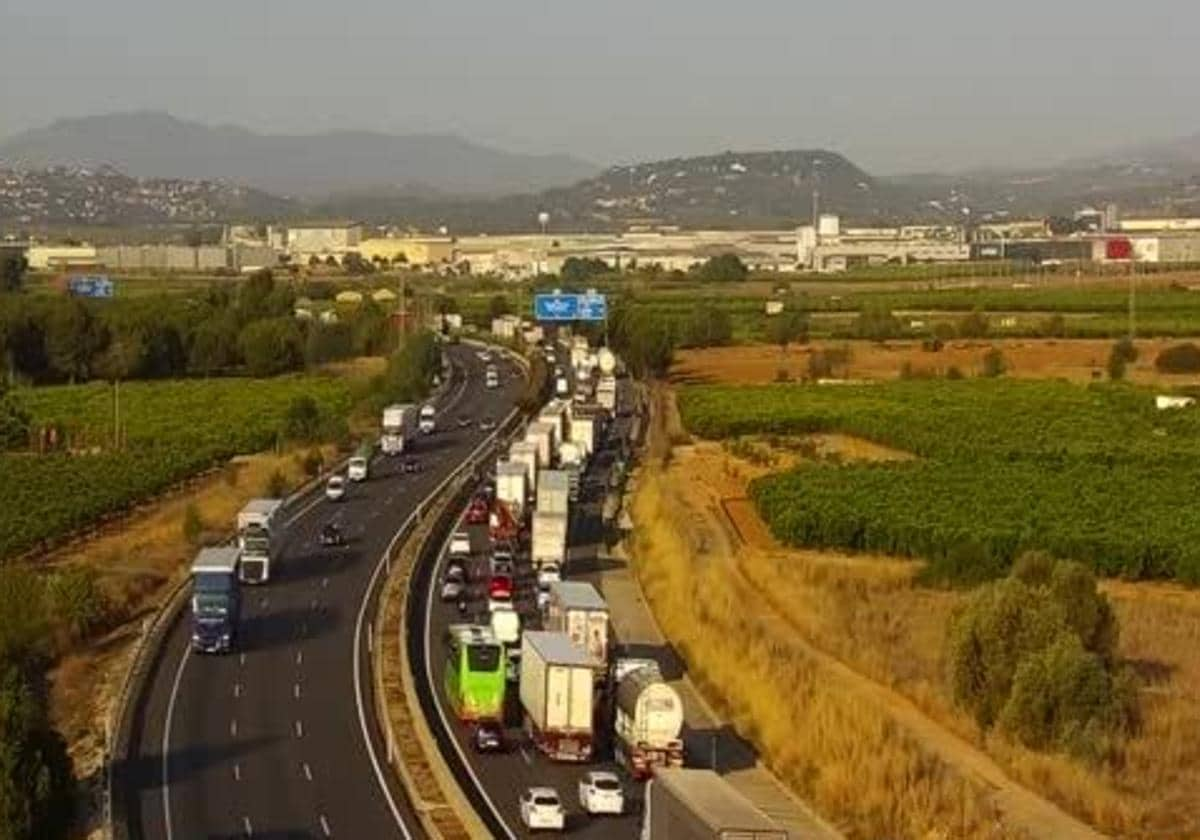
(3, 0, 1200, 175)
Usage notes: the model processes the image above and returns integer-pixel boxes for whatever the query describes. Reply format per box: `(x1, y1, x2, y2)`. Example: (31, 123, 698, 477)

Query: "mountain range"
(2, 112, 1199, 230)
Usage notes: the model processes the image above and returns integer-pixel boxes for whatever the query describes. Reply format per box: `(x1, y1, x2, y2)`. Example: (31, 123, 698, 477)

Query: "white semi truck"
(536, 470, 571, 516)
(236, 498, 283, 584)
(381, 403, 415, 455)
(613, 659, 685, 779)
(508, 440, 540, 494)
(545, 580, 609, 666)
(496, 461, 529, 517)
(520, 631, 594, 762)
(531, 511, 568, 569)
(641, 768, 787, 840)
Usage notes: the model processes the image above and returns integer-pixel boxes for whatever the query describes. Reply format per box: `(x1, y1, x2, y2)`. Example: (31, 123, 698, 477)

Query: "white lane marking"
(520, 746, 532, 766)
(310, 598, 319, 610)
(303, 762, 314, 781)
(233, 682, 241, 699)
(296, 650, 304, 666)
(295, 719, 304, 738)
(366, 630, 373, 653)
(161, 644, 190, 840)
(294, 683, 302, 700)
(233, 763, 241, 782)
(322, 577, 329, 588)
(230, 719, 238, 737)
(239, 652, 246, 666)
(282, 491, 326, 529)
(320, 814, 333, 837)
(259, 597, 268, 609)
(242, 815, 253, 837)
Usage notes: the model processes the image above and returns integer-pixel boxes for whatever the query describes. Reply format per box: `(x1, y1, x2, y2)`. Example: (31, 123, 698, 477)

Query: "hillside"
(0, 112, 598, 199)
(0, 165, 294, 226)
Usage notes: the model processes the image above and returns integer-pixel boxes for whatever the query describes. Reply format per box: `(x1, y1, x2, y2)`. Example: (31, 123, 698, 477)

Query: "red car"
(488, 574, 513, 600)
(465, 497, 489, 525)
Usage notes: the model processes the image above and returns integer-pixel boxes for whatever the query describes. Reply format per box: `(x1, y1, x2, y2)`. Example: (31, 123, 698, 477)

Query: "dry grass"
(672, 338, 1200, 387)
(665, 430, 1200, 838)
(630, 466, 1019, 839)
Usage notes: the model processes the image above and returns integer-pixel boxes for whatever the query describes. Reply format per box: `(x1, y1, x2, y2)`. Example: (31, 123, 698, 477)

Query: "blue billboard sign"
(534, 293, 580, 321)
(533, 292, 607, 322)
(67, 275, 114, 299)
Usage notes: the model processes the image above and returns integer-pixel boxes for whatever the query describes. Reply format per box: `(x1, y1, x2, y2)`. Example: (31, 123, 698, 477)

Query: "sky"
(2, 0, 1199, 174)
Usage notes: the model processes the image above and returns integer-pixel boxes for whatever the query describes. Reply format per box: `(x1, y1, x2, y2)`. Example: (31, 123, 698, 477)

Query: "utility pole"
(1128, 262, 1137, 340)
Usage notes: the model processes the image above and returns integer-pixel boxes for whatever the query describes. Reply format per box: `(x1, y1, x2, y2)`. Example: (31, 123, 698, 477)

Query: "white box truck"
(531, 511, 568, 569)
(525, 421, 556, 468)
(508, 441, 540, 494)
(381, 404, 415, 455)
(614, 659, 685, 779)
(236, 498, 283, 584)
(597, 376, 617, 413)
(545, 581, 609, 665)
(568, 414, 597, 459)
(520, 631, 594, 762)
(496, 462, 528, 517)
(537, 470, 571, 516)
(641, 768, 787, 840)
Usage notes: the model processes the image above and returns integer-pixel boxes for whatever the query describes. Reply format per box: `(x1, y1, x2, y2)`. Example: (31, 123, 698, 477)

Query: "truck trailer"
(536, 469, 571, 516)
(614, 659, 685, 779)
(531, 511, 568, 569)
(641, 768, 787, 840)
(236, 498, 283, 584)
(519, 631, 594, 762)
(545, 580, 609, 666)
(496, 461, 528, 516)
(191, 547, 241, 654)
(381, 403, 415, 455)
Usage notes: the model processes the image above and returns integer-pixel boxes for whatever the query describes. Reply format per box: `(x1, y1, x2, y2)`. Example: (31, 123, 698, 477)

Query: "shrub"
(45, 567, 110, 644)
(1041, 313, 1067, 338)
(946, 365, 965, 380)
(1154, 342, 1200, 374)
(981, 348, 1006, 378)
(854, 306, 903, 342)
(282, 395, 322, 442)
(265, 469, 288, 498)
(182, 504, 204, 547)
(301, 448, 324, 478)
(958, 309, 990, 339)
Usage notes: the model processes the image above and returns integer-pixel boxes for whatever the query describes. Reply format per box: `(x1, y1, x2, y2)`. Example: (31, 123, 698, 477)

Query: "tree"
(304, 322, 354, 366)
(188, 315, 240, 375)
(351, 298, 390, 356)
(282, 395, 322, 441)
(44, 300, 105, 382)
(488, 295, 513, 320)
(1108, 338, 1137, 380)
(692, 254, 749, 283)
(0, 385, 30, 450)
(0, 251, 27, 294)
(981, 347, 1007, 378)
(560, 257, 609, 285)
(342, 252, 373, 275)
(765, 310, 809, 357)
(238, 318, 304, 377)
(1155, 342, 1200, 374)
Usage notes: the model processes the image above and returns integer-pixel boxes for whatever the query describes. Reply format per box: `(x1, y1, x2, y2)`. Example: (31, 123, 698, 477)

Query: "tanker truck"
(613, 659, 684, 778)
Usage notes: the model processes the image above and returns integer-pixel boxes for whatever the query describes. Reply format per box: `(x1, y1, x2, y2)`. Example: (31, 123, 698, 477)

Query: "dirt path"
(662, 440, 1104, 840)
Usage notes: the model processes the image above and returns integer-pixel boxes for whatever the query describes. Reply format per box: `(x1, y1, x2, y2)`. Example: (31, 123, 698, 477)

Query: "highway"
(416, 346, 647, 838)
(115, 342, 525, 840)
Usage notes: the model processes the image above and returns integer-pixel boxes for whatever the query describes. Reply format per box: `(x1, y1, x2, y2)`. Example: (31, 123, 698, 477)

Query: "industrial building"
(283, 221, 363, 261)
(357, 236, 454, 267)
(797, 215, 969, 271)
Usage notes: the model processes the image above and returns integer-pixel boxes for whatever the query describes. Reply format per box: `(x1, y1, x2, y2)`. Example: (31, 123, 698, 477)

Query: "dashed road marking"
(239, 653, 246, 666)
(302, 762, 313, 782)
(319, 814, 332, 837)
(294, 683, 302, 700)
(233, 763, 241, 782)
(242, 816, 253, 837)
(520, 746, 532, 766)
(233, 683, 241, 699)
(295, 719, 304, 738)
(230, 719, 238, 737)
(322, 577, 329, 588)
(296, 651, 304, 666)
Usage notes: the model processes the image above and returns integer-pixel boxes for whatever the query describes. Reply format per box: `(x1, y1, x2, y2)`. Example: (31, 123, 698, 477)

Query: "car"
(325, 475, 346, 502)
(578, 771, 624, 815)
(449, 531, 472, 556)
(536, 563, 561, 588)
(319, 522, 344, 547)
(445, 559, 467, 583)
(536, 588, 551, 614)
(477, 350, 493, 362)
(465, 497, 489, 525)
(441, 577, 465, 601)
(478, 415, 496, 431)
(472, 721, 506, 753)
(520, 787, 565, 832)
(488, 574, 513, 600)
(457, 414, 471, 428)
(490, 555, 514, 578)
(403, 458, 420, 474)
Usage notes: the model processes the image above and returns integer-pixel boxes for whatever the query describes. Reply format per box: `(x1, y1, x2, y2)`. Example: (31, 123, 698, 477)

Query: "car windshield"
(446, 568, 464, 581)
(328, 477, 343, 487)
(533, 795, 559, 807)
(593, 777, 620, 791)
(194, 593, 229, 615)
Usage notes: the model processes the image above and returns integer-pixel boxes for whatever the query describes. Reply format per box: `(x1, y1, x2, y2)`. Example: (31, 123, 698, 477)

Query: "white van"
(347, 456, 369, 482)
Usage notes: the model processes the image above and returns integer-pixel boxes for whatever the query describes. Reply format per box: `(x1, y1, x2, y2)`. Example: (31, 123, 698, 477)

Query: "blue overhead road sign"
(534, 293, 580, 321)
(577, 293, 607, 321)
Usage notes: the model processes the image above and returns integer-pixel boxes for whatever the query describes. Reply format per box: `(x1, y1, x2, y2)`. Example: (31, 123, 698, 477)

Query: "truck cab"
(191, 547, 241, 653)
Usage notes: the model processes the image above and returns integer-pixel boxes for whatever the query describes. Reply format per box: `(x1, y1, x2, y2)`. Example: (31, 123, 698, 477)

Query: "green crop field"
(1, 375, 354, 560)
(678, 380, 1200, 583)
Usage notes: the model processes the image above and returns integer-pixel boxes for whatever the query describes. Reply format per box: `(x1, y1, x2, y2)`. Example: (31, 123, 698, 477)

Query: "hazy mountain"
(0, 112, 598, 199)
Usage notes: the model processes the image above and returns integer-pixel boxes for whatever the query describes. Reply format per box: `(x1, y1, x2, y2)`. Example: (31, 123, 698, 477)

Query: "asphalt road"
(420, 348, 646, 838)
(116, 342, 525, 840)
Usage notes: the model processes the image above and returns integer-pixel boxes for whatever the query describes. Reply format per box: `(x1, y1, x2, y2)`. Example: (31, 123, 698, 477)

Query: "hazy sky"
(2, 0, 1199, 173)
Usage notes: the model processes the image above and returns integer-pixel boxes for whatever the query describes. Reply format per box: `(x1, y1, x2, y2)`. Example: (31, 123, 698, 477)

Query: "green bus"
(444, 624, 506, 721)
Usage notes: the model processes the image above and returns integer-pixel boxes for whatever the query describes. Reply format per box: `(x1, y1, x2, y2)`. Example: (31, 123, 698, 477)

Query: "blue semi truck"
(190, 547, 241, 653)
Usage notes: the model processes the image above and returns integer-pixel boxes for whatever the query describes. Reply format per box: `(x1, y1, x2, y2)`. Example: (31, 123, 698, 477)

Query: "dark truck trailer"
(642, 768, 787, 840)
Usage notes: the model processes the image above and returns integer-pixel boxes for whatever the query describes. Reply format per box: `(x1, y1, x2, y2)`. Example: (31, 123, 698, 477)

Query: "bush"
(265, 469, 288, 498)
(981, 347, 1007, 378)
(182, 504, 204, 547)
(282, 395, 322, 442)
(301, 448, 324, 478)
(958, 309, 990, 339)
(45, 567, 110, 644)
(947, 556, 1135, 758)
(854, 306, 903, 342)
(1041, 313, 1067, 338)
(1154, 342, 1200, 374)
(946, 365, 965, 380)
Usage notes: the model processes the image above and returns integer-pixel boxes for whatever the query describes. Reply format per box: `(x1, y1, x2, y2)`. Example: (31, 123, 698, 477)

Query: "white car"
(536, 587, 551, 614)
(536, 563, 561, 588)
(419, 404, 436, 435)
(449, 531, 472, 556)
(520, 787, 565, 832)
(578, 771, 624, 815)
(347, 456, 369, 482)
(324, 475, 346, 502)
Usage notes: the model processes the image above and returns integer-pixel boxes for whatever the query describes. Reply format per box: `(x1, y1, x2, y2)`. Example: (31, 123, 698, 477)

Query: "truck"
(519, 631, 595, 762)
(236, 498, 283, 584)
(555, 376, 570, 397)
(190, 547, 241, 653)
(597, 375, 617, 413)
(347, 441, 372, 482)
(508, 440, 540, 494)
(496, 461, 528, 516)
(568, 413, 597, 459)
(641, 768, 787, 840)
(537, 470, 571, 516)
(598, 348, 617, 377)
(490, 605, 522, 646)
(545, 581, 609, 666)
(381, 403, 415, 455)
(419, 403, 437, 435)
(531, 511, 568, 569)
(525, 421, 556, 468)
(614, 659, 685, 779)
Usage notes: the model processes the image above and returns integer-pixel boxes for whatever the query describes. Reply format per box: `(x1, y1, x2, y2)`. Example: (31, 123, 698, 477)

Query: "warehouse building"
(357, 236, 453, 267)
(284, 221, 362, 261)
